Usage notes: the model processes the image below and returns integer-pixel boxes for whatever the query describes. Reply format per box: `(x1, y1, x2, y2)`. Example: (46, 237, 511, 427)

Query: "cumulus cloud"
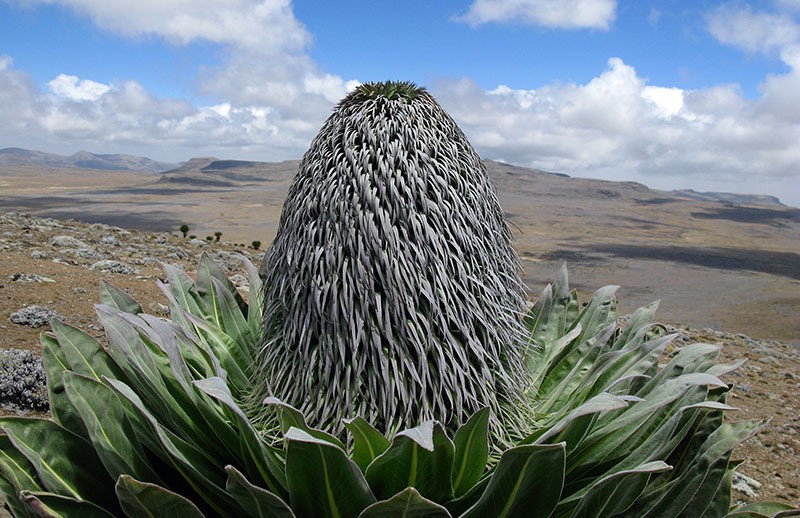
(0, 0, 365, 161)
(0, 54, 323, 160)
(706, 3, 800, 127)
(706, 4, 800, 55)
(455, 0, 617, 30)
(18, 0, 310, 51)
(431, 2, 800, 205)
(19, 0, 338, 108)
(433, 56, 800, 203)
(48, 74, 111, 101)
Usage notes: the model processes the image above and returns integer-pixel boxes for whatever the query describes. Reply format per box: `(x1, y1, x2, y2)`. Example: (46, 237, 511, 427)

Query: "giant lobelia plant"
(252, 81, 528, 438)
(0, 81, 795, 517)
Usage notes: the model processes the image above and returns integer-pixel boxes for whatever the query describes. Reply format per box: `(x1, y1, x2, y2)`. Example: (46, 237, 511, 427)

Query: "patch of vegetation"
(0, 349, 48, 411)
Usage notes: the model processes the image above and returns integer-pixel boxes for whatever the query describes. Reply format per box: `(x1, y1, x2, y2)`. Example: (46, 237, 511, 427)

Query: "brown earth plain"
(0, 154, 799, 509)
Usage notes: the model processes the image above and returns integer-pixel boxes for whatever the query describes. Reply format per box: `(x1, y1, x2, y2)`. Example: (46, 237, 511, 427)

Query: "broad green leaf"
(161, 262, 210, 320)
(21, 491, 115, 517)
(708, 358, 748, 379)
(0, 434, 43, 517)
(285, 427, 376, 518)
(112, 314, 248, 468)
(727, 501, 800, 517)
(343, 417, 391, 473)
(195, 255, 251, 348)
(20, 490, 117, 517)
(265, 397, 345, 449)
(196, 253, 247, 314)
(359, 487, 451, 517)
(239, 254, 264, 336)
(566, 403, 696, 486)
(183, 311, 251, 394)
(525, 264, 580, 374)
(600, 376, 727, 458)
(0, 474, 36, 518)
(176, 259, 255, 376)
(524, 392, 628, 446)
(224, 465, 294, 518)
(451, 408, 490, 498)
(581, 334, 672, 401)
(579, 372, 728, 457)
(0, 418, 117, 510)
(162, 303, 233, 382)
(527, 325, 582, 389)
(99, 280, 143, 314)
(194, 378, 287, 496)
(442, 477, 490, 517)
(63, 372, 161, 484)
(43, 320, 126, 439)
(51, 320, 125, 383)
(134, 315, 245, 454)
(636, 343, 722, 397)
(115, 475, 205, 518)
(630, 420, 763, 516)
(524, 282, 553, 370)
(104, 378, 237, 516)
(703, 458, 737, 518)
(136, 314, 198, 394)
(667, 421, 762, 517)
(544, 263, 577, 339)
(40, 333, 88, 439)
(461, 443, 565, 518)
(538, 322, 616, 414)
(567, 285, 619, 349)
(169, 318, 227, 381)
(564, 461, 671, 517)
(96, 306, 199, 433)
(366, 421, 455, 502)
(614, 301, 659, 347)
(209, 275, 255, 349)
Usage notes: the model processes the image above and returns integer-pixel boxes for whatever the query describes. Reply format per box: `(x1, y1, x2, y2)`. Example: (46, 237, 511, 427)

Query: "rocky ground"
(0, 210, 798, 508)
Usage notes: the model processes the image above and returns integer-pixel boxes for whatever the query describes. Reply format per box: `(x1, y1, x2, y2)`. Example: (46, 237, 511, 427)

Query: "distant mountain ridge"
(0, 147, 178, 173)
(670, 189, 783, 206)
(0, 147, 788, 207)
(157, 157, 299, 188)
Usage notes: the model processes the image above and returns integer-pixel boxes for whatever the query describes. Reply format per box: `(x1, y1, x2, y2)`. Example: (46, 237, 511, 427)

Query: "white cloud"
(47, 73, 111, 101)
(20, 0, 310, 51)
(17, 0, 356, 151)
(706, 4, 800, 55)
(433, 56, 800, 205)
(0, 55, 12, 71)
(455, 0, 617, 30)
(0, 58, 44, 145)
(642, 86, 684, 118)
(0, 53, 314, 160)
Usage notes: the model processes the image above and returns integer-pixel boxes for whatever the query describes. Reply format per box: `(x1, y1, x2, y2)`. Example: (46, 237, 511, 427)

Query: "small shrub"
(0, 348, 48, 411)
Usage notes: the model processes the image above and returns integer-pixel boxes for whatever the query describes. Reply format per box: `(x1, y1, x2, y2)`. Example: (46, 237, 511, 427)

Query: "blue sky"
(1, 0, 799, 206)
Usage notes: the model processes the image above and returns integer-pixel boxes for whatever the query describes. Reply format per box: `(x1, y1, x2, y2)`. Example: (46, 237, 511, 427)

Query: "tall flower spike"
(252, 81, 528, 438)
